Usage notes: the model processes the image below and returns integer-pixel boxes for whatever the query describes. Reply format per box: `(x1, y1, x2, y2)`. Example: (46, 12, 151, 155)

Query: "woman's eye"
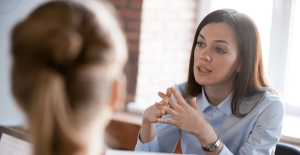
(197, 42, 204, 47)
(216, 48, 226, 53)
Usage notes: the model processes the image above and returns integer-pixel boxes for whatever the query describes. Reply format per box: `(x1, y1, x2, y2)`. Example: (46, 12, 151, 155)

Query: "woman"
(11, 1, 127, 155)
(135, 9, 284, 155)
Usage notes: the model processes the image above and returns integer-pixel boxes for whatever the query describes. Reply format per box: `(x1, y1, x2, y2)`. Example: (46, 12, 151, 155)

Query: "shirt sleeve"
(238, 100, 284, 155)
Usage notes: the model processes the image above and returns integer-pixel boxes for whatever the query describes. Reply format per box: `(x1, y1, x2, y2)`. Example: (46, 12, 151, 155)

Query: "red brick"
(107, 0, 127, 7)
(128, 42, 140, 51)
(127, 21, 141, 31)
(118, 19, 125, 29)
(125, 32, 140, 41)
(128, 52, 139, 62)
(125, 64, 138, 73)
(130, 0, 143, 9)
(127, 85, 137, 94)
(118, 9, 141, 20)
(125, 95, 135, 103)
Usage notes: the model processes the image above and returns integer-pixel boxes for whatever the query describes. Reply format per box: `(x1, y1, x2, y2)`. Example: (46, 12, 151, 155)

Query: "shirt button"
(214, 127, 218, 131)
(214, 107, 217, 110)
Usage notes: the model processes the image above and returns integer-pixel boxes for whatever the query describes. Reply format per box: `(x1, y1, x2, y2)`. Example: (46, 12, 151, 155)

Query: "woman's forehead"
(198, 22, 237, 45)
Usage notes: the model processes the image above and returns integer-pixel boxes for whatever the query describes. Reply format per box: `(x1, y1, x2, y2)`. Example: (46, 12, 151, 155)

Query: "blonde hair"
(11, 1, 127, 155)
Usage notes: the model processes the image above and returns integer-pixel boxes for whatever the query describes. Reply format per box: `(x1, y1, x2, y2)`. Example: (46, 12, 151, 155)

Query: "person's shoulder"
(261, 90, 284, 110)
(241, 89, 284, 116)
(174, 81, 187, 95)
(253, 90, 284, 117)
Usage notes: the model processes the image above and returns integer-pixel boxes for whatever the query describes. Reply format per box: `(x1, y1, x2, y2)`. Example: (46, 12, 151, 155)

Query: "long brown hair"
(11, 1, 126, 155)
(184, 9, 275, 118)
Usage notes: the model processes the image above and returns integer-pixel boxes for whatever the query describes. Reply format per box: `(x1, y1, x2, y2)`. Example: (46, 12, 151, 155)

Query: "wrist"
(142, 115, 152, 125)
(196, 122, 218, 147)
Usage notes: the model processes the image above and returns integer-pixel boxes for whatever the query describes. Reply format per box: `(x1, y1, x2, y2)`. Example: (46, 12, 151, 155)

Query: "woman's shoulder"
(260, 90, 284, 111)
(240, 89, 284, 117)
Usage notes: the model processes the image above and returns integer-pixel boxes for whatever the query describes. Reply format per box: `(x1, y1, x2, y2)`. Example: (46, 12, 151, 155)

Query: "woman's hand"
(142, 88, 171, 123)
(155, 87, 218, 147)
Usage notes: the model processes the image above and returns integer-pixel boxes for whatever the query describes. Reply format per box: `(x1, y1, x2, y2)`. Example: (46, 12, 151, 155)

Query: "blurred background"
(0, 0, 299, 151)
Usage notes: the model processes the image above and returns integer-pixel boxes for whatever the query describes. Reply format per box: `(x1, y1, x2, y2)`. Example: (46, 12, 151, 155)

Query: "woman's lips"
(197, 66, 212, 73)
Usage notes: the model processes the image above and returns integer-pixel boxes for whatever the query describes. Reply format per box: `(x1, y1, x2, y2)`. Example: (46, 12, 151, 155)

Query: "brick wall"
(106, 0, 143, 103)
(107, 0, 197, 105)
(135, 0, 197, 105)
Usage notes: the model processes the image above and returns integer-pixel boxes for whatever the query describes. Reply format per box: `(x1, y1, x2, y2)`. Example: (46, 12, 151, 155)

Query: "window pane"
(286, 1, 300, 106)
(210, 0, 274, 71)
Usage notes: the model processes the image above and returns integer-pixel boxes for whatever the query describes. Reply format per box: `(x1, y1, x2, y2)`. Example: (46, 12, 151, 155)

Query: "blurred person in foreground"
(10, 1, 127, 155)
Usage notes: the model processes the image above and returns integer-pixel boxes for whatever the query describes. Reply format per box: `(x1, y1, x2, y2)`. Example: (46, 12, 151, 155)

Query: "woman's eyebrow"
(199, 34, 205, 39)
(215, 40, 231, 46)
(199, 34, 231, 46)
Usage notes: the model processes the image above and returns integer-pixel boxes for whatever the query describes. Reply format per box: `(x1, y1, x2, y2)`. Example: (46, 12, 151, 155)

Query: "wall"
(0, 0, 48, 126)
(135, 0, 197, 106)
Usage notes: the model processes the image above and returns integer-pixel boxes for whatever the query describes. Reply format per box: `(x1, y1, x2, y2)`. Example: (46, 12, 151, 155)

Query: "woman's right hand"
(142, 88, 172, 123)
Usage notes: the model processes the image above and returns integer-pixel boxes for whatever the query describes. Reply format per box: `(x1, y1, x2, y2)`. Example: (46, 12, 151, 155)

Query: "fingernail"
(157, 118, 160, 122)
(194, 97, 197, 101)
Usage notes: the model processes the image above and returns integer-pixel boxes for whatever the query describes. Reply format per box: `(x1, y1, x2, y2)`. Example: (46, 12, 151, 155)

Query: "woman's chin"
(195, 79, 209, 86)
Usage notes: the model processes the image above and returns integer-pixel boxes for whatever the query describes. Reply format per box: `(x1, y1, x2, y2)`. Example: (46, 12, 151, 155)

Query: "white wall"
(0, 0, 47, 126)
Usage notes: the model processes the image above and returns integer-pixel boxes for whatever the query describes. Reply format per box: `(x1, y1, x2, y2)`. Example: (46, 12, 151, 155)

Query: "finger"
(155, 102, 164, 110)
(158, 92, 181, 110)
(161, 106, 177, 116)
(170, 86, 186, 105)
(167, 97, 181, 110)
(166, 87, 171, 97)
(158, 92, 171, 106)
(155, 102, 177, 116)
(156, 118, 176, 125)
(156, 109, 165, 118)
(189, 97, 199, 110)
(185, 99, 188, 103)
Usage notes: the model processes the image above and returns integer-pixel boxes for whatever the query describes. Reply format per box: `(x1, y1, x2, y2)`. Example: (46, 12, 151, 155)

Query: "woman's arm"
(139, 88, 171, 143)
(135, 88, 181, 152)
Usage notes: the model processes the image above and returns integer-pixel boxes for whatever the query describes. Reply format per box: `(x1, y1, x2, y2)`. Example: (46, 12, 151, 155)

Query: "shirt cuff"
(219, 144, 233, 155)
(135, 130, 160, 152)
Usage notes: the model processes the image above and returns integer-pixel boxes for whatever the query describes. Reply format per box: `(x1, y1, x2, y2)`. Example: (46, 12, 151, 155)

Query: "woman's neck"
(78, 107, 112, 155)
(204, 81, 235, 106)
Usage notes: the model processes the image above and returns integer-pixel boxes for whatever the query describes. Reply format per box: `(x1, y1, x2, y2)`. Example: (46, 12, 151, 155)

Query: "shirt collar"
(200, 86, 233, 116)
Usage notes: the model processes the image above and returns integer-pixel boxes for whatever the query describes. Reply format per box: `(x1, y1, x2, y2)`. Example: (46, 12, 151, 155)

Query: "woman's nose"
(199, 48, 211, 62)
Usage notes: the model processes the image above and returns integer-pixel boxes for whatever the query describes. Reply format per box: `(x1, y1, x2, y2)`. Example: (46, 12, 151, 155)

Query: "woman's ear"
(237, 62, 242, 72)
(109, 73, 127, 112)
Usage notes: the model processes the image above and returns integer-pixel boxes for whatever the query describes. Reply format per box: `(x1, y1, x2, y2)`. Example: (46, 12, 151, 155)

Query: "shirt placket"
(212, 106, 221, 135)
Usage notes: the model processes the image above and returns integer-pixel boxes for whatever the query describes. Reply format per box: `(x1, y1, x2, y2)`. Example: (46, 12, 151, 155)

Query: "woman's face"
(193, 22, 240, 87)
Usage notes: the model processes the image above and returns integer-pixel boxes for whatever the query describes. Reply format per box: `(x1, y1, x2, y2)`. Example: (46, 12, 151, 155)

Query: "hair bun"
(46, 29, 82, 63)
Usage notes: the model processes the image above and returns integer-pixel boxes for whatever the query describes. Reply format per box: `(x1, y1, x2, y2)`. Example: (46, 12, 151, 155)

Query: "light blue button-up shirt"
(135, 81, 284, 155)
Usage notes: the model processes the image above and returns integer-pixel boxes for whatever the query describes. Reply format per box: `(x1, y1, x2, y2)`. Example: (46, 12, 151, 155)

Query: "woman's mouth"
(198, 66, 212, 73)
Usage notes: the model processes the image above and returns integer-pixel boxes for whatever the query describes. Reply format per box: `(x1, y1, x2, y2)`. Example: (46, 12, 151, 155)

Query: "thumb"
(190, 97, 199, 109)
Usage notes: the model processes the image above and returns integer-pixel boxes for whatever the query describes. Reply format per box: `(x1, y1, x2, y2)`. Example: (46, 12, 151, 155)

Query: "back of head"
(11, 1, 127, 155)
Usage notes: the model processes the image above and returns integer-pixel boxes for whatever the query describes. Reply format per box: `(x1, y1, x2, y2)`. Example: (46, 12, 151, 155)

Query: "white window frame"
(268, 0, 300, 116)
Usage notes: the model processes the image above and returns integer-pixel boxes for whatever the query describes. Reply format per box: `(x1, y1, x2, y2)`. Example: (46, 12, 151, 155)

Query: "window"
(286, 0, 300, 107)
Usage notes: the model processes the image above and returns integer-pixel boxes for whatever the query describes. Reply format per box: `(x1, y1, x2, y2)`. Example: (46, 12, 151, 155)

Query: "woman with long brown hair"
(11, 1, 127, 155)
(135, 9, 284, 155)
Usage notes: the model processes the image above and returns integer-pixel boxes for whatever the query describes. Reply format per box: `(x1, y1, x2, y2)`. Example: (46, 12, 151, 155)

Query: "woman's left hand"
(155, 87, 207, 138)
